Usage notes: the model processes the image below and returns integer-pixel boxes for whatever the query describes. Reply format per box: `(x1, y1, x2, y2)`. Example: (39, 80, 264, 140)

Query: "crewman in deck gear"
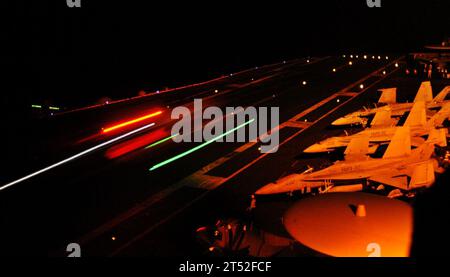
(248, 194, 256, 211)
(246, 194, 257, 229)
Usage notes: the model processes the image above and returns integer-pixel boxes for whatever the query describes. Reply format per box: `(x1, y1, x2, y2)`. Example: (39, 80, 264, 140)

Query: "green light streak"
(145, 133, 179, 149)
(31, 105, 42, 109)
(149, 118, 255, 171)
(49, 106, 60, 111)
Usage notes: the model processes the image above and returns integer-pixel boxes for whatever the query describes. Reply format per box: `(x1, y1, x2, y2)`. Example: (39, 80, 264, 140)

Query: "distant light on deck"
(359, 84, 364, 89)
(348, 61, 353, 65)
(395, 63, 399, 68)
(332, 68, 336, 72)
(363, 55, 367, 59)
(302, 81, 307, 85)
(350, 55, 353, 58)
(382, 70, 386, 75)
(214, 89, 219, 93)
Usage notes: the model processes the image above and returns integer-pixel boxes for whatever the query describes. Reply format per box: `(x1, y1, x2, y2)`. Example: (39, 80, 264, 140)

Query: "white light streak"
(0, 123, 156, 192)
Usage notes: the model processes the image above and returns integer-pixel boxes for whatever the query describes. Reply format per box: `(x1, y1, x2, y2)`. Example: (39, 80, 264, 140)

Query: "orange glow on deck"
(102, 110, 163, 133)
(284, 193, 413, 257)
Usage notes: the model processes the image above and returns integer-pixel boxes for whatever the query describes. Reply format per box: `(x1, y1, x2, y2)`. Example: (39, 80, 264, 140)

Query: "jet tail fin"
(413, 81, 433, 103)
(383, 126, 411, 159)
(404, 101, 426, 127)
(344, 135, 370, 161)
(378, 88, 397, 104)
(371, 107, 392, 127)
(426, 127, 447, 147)
(409, 161, 435, 189)
(433, 86, 450, 103)
(426, 103, 450, 127)
(410, 128, 447, 161)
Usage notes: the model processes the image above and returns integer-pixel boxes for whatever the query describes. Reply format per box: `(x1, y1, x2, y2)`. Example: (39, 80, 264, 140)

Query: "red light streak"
(105, 129, 167, 159)
(102, 111, 163, 133)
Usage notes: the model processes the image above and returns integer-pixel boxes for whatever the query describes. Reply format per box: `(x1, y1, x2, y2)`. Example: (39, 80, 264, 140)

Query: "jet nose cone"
(303, 143, 325, 153)
(255, 183, 279, 195)
(332, 116, 362, 126)
(331, 117, 345, 126)
(331, 117, 350, 126)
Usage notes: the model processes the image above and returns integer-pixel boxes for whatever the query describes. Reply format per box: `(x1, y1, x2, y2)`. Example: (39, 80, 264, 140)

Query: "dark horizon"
(4, 0, 449, 108)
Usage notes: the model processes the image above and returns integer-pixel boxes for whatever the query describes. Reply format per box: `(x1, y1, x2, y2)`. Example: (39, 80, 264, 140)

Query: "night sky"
(3, 0, 449, 109)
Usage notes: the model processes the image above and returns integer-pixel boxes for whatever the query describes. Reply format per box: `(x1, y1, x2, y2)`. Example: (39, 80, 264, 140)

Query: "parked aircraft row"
(331, 81, 450, 126)
(256, 82, 450, 198)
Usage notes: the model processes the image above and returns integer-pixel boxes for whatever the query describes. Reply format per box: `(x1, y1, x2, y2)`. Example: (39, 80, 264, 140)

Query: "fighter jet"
(256, 126, 447, 197)
(304, 101, 450, 154)
(332, 82, 450, 126)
